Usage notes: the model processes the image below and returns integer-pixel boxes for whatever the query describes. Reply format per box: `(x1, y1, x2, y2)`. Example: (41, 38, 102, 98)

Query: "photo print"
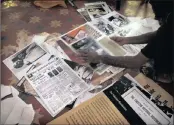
(64, 59, 94, 84)
(85, 2, 111, 19)
(3, 42, 50, 79)
(60, 23, 102, 45)
(103, 11, 129, 28)
(77, 8, 92, 22)
(71, 37, 109, 74)
(91, 18, 117, 35)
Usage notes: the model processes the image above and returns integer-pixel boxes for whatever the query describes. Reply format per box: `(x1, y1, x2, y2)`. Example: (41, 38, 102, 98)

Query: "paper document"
(26, 57, 89, 117)
(1, 85, 35, 125)
(3, 42, 51, 79)
(85, 2, 112, 20)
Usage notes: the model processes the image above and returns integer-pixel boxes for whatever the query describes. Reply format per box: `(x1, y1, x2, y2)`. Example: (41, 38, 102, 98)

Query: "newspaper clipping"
(103, 11, 129, 28)
(91, 18, 118, 35)
(25, 57, 89, 117)
(85, 2, 112, 20)
(60, 23, 102, 45)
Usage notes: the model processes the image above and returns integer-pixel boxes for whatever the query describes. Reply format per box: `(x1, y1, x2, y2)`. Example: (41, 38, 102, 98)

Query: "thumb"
(109, 35, 121, 42)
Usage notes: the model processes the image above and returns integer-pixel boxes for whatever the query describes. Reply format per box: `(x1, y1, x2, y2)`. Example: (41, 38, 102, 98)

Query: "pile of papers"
(3, 2, 160, 118)
(77, 2, 160, 55)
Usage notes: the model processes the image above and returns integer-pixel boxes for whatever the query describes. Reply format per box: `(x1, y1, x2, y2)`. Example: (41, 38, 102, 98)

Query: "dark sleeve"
(141, 14, 172, 59)
(141, 36, 157, 59)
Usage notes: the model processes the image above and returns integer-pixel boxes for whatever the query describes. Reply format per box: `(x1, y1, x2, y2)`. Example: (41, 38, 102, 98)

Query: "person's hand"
(79, 50, 101, 63)
(109, 35, 129, 46)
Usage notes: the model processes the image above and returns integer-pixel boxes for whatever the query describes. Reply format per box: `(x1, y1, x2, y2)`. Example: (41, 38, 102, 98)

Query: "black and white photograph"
(71, 37, 109, 73)
(64, 59, 94, 84)
(91, 19, 116, 35)
(85, 2, 111, 19)
(3, 42, 48, 79)
(77, 8, 92, 22)
(71, 37, 106, 55)
(108, 15, 129, 27)
(103, 11, 129, 28)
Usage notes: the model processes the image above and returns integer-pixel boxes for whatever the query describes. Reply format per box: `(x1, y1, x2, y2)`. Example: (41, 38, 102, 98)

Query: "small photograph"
(91, 19, 116, 35)
(27, 73, 33, 79)
(64, 59, 94, 84)
(113, 76, 134, 95)
(71, 37, 107, 55)
(52, 69, 59, 75)
(151, 99, 174, 118)
(3, 42, 47, 79)
(85, 2, 111, 19)
(56, 66, 63, 72)
(103, 11, 129, 28)
(48, 72, 54, 78)
(77, 8, 92, 22)
(61, 25, 88, 45)
(108, 15, 129, 27)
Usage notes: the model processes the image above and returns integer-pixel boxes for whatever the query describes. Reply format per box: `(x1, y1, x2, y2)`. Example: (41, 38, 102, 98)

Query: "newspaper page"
(85, 2, 112, 20)
(77, 8, 92, 22)
(104, 74, 174, 125)
(3, 42, 52, 79)
(25, 57, 89, 117)
(60, 23, 103, 46)
(47, 92, 130, 125)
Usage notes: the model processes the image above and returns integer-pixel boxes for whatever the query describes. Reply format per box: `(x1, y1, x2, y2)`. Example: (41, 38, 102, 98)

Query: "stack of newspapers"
(77, 1, 147, 55)
(3, 2, 159, 117)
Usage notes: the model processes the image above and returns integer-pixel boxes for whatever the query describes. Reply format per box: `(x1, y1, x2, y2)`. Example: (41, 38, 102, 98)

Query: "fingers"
(110, 36, 122, 42)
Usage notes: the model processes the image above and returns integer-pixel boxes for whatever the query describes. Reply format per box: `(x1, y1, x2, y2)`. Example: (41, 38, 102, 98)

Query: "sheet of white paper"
(74, 91, 97, 108)
(1, 97, 16, 125)
(11, 86, 19, 96)
(35, 96, 54, 117)
(140, 18, 160, 31)
(18, 104, 35, 125)
(32, 34, 49, 45)
(1, 85, 12, 99)
(4, 96, 28, 124)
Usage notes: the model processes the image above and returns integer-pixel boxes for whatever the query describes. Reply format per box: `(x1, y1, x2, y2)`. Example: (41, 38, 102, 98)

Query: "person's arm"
(99, 52, 149, 69)
(110, 31, 157, 45)
(79, 51, 149, 69)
